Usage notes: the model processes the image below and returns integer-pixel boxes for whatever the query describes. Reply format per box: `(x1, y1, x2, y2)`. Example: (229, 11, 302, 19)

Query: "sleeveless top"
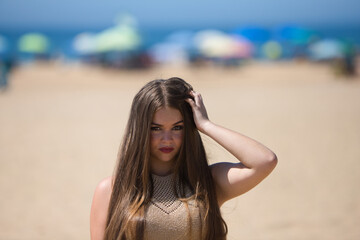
(144, 173, 205, 240)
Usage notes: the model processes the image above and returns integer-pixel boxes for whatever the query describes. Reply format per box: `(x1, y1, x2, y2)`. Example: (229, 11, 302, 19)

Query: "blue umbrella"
(233, 26, 271, 43)
(276, 25, 315, 45)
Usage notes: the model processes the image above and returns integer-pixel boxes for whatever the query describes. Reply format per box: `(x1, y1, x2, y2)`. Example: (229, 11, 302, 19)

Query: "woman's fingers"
(185, 98, 196, 108)
(186, 90, 210, 132)
(189, 90, 203, 107)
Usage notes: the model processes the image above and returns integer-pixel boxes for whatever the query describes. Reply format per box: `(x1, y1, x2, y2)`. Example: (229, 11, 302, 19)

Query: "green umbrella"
(18, 33, 49, 54)
(262, 41, 282, 60)
(95, 25, 141, 53)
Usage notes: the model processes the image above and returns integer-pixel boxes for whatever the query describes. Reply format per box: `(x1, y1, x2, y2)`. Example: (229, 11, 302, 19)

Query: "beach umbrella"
(166, 30, 195, 49)
(73, 32, 97, 55)
(262, 41, 282, 60)
(147, 30, 195, 65)
(276, 25, 315, 45)
(231, 36, 254, 59)
(193, 30, 229, 58)
(18, 33, 49, 54)
(149, 42, 189, 65)
(95, 25, 141, 53)
(194, 30, 253, 59)
(195, 30, 232, 58)
(233, 26, 271, 43)
(308, 39, 343, 60)
(193, 30, 236, 58)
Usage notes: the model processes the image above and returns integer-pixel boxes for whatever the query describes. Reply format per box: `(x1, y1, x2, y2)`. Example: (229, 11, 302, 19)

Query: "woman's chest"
(144, 174, 204, 240)
(144, 198, 203, 240)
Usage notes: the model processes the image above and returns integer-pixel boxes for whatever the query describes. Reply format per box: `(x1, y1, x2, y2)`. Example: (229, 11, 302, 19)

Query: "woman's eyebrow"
(151, 120, 184, 126)
(172, 120, 184, 125)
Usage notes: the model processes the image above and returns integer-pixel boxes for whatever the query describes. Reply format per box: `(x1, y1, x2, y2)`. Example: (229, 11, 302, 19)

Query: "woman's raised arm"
(186, 91, 277, 206)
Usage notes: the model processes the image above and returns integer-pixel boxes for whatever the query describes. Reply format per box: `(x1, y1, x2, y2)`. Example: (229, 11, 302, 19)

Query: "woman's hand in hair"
(185, 91, 211, 133)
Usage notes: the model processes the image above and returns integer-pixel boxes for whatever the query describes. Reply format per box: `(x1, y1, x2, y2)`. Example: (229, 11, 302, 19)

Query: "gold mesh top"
(144, 173, 204, 240)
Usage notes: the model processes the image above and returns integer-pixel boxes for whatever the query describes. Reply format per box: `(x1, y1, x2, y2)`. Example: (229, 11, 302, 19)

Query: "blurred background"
(0, 0, 360, 239)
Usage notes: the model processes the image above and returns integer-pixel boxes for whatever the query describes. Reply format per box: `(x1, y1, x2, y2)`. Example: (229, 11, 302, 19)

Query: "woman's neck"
(150, 160, 174, 176)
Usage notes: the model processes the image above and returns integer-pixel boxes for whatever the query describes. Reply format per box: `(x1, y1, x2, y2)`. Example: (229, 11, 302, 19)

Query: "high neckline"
(151, 172, 174, 179)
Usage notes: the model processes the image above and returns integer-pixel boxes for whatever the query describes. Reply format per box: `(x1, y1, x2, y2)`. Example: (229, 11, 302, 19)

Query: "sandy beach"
(0, 61, 359, 240)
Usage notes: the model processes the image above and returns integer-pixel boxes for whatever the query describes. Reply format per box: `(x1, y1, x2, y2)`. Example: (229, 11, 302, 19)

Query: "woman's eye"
(151, 127, 161, 131)
(173, 125, 184, 131)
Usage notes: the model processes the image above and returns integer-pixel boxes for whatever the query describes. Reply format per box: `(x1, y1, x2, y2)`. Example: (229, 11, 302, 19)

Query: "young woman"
(90, 77, 277, 240)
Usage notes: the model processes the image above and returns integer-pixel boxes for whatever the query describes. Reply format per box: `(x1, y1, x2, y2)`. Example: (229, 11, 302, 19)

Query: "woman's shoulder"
(91, 176, 113, 221)
(94, 176, 113, 197)
(92, 176, 113, 211)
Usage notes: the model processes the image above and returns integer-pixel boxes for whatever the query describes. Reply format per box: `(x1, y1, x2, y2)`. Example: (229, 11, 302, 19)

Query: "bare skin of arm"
(186, 91, 278, 206)
(90, 177, 112, 240)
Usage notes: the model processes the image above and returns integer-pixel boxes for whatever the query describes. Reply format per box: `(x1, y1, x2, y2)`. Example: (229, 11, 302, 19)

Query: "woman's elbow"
(262, 152, 278, 171)
(268, 152, 278, 168)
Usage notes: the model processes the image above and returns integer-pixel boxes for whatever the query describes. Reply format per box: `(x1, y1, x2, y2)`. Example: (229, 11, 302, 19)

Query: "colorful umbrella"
(231, 36, 253, 59)
(194, 30, 252, 59)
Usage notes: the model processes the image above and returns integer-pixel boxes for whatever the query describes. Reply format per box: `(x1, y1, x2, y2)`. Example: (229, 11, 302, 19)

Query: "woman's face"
(150, 107, 184, 172)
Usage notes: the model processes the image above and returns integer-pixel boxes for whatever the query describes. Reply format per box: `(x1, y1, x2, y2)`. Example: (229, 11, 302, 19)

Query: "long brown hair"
(104, 77, 227, 240)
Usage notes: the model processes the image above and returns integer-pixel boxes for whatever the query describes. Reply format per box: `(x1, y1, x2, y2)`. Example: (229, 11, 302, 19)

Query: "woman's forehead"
(152, 107, 183, 124)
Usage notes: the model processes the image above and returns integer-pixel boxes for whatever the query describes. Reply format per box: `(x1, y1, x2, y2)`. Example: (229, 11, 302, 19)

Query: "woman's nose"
(161, 131, 173, 141)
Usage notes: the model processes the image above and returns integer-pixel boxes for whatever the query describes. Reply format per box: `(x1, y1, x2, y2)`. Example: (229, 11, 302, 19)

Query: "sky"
(1, 0, 360, 30)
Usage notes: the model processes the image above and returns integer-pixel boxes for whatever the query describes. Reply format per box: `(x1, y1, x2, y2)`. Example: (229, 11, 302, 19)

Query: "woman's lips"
(159, 147, 174, 153)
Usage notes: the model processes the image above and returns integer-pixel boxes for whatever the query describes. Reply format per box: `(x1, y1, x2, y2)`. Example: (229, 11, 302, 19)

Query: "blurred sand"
(0, 61, 359, 240)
